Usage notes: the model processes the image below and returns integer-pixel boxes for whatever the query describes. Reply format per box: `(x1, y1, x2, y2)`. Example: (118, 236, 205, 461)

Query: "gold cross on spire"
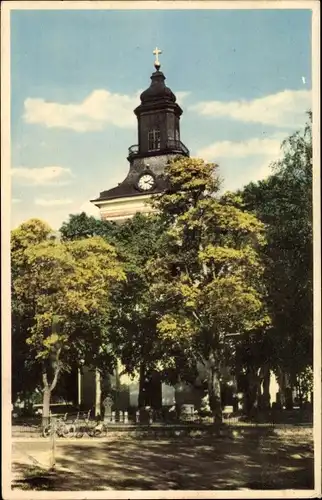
(153, 47, 162, 70)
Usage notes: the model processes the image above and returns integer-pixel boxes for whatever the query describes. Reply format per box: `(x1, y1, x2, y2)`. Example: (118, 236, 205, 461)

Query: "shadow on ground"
(12, 427, 314, 491)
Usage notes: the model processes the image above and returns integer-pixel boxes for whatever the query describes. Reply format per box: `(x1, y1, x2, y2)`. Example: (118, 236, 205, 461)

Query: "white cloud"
(176, 91, 191, 103)
(23, 88, 191, 132)
(197, 135, 284, 162)
(250, 158, 276, 183)
(35, 198, 73, 207)
(218, 162, 271, 194)
(11, 166, 73, 186)
(79, 200, 100, 218)
(197, 135, 285, 192)
(24, 90, 139, 132)
(190, 89, 311, 128)
(11, 207, 69, 231)
(12, 198, 22, 204)
(219, 155, 278, 193)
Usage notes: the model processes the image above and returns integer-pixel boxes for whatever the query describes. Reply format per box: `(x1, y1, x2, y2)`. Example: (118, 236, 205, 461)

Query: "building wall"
(98, 195, 154, 222)
(138, 108, 180, 152)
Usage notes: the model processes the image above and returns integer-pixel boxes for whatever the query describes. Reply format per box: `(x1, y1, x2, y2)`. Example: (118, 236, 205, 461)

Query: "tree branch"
(42, 365, 49, 390)
(184, 264, 194, 285)
(192, 310, 203, 326)
(50, 347, 62, 391)
(50, 365, 61, 392)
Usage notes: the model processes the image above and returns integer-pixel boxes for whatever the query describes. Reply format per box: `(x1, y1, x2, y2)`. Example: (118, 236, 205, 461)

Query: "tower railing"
(128, 140, 189, 159)
(128, 144, 139, 156)
(166, 140, 190, 156)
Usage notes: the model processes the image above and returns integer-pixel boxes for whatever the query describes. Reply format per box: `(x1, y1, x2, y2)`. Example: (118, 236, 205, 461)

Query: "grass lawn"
(12, 426, 314, 491)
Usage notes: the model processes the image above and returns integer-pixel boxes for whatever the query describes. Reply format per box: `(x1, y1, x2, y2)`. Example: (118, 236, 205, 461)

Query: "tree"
(107, 213, 168, 408)
(60, 212, 167, 408)
(11, 219, 53, 405)
(240, 112, 313, 405)
(233, 328, 275, 414)
(60, 212, 118, 242)
(11, 219, 125, 425)
(147, 157, 270, 423)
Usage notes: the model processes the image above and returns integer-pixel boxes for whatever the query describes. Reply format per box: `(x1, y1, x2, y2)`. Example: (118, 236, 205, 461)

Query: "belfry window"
(148, 129, 161, 151)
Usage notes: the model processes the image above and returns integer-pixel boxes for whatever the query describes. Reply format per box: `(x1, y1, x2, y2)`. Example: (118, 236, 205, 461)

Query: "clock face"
(138, 173, 155, 191)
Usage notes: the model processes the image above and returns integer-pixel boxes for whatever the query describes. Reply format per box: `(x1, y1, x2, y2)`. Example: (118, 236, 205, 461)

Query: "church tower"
(91, 48, 189, 221)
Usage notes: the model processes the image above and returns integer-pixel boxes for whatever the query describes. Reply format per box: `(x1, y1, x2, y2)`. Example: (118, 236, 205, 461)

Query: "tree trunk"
(42, 387, 51, 428)
(262, 366, 271, 410)
(208, 367, 222, 424)
(78, 368, 82, 407)
(256, 379, 262, 411)
(245, 367, 259, 417)
(41, 359, 61, 428)
(276, 366, 288, 408)
(114, 361, 121, 411)
(95, 369, 101, 418)
(138, 363, 146, 408)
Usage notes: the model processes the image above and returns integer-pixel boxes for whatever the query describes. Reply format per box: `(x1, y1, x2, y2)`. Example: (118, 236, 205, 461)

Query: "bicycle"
(75, 410, 101, 438)
(42, 413, 70, 438)
(90, 420, 109, 438)
(64, 412, 81, 438)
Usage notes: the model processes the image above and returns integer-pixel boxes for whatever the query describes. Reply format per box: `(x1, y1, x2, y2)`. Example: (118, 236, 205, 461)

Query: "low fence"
(12, 407, 312, 438)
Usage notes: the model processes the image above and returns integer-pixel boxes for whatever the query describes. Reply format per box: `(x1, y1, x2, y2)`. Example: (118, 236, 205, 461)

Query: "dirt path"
(11, 427, 314, 491)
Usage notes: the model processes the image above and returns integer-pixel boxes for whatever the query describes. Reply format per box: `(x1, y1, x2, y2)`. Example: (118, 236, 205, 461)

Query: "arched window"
(148, 129, 161, 151)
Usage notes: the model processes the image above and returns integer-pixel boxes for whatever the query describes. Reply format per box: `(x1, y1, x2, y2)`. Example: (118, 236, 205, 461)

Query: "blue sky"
(10, 7, 312, 229)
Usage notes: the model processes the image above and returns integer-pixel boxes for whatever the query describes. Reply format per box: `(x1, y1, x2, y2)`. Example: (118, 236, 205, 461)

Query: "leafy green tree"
(147, 157, 270, 422)
(11, 219, 125, 425)
(233, 329, 275, 414)
(11, 219, 53, 405)
(107, 213, 168, 407)
(60, 211, 167, 407)
(60, 212, 118, 242)
(240, 113, 313, 405)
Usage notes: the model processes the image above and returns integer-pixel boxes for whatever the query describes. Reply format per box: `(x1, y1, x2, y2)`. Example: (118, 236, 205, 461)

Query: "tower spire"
(153, 46, 162, 70)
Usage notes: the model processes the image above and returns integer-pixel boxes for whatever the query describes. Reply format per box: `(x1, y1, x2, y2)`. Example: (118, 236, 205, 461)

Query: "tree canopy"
(147, 157, 270, 421)
(11, 113, 313, 415)
(59, 211, 167, 406)
(11, 219, 125, 421)
(239, 112, 313, 390)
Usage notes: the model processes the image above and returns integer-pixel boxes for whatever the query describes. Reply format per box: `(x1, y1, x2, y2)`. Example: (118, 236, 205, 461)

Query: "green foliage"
(107, 213, 165, 377)
(60, 212, 118, 242)
(13, 113, 312, 410)
(58, 212, 167, 394)
(296, 366, 313, 401)
(148, 157, 269, 383)
(239, 112, 313, 381)
(11, 218, 125, 395)
(11, 219, 53, 397)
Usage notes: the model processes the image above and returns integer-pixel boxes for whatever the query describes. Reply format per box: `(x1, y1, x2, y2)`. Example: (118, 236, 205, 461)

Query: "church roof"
(139, 70, 176, 104)
(91, 49, 186, 208)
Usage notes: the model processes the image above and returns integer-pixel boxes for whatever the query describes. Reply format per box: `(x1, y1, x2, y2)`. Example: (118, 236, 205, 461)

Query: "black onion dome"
(140, 70, 176, 103)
